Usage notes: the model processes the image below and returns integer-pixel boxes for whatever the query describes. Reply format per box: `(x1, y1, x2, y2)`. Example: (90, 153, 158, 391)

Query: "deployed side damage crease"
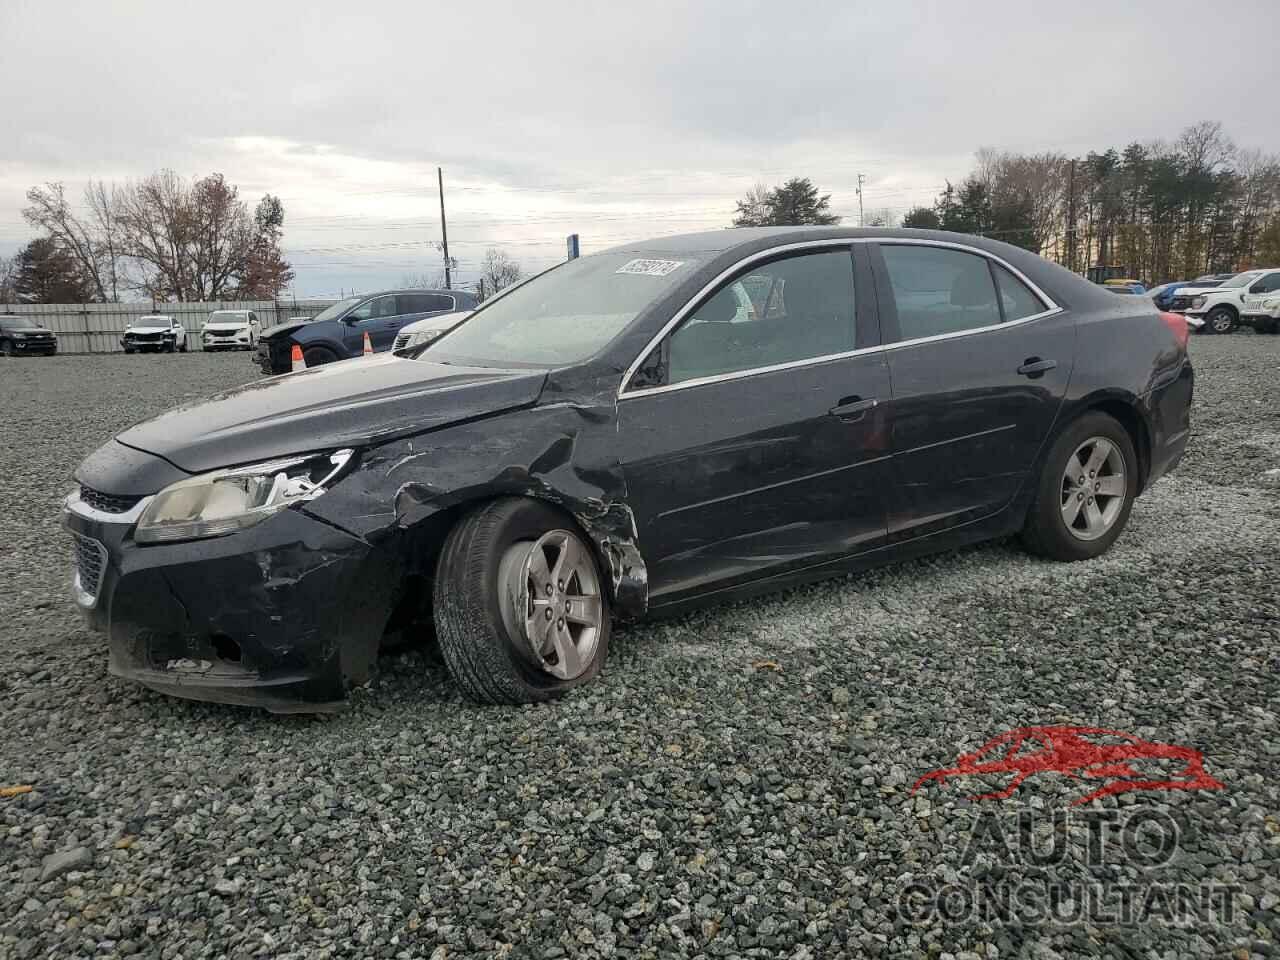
(303, 393, 650, 620)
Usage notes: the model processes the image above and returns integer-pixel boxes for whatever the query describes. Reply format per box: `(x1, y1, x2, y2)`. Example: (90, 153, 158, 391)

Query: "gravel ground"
(1, 340, 1278, 959)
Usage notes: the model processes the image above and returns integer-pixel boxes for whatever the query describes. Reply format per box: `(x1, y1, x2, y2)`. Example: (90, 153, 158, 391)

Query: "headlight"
(1191, 296, 1207, 309)
(134, 449, 354, 543)
(1264, 298, 1280, 310)
(397, 328, 444, 351)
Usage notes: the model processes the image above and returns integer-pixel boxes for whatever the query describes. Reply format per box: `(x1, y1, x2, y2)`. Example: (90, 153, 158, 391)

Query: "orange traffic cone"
(290, 343, 305, 372)
(362, 332, 374, 356)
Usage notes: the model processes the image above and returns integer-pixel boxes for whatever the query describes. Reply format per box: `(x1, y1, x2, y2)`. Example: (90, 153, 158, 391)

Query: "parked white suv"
(1175, 268, 1280, 334)
(202, 309, 261, 351)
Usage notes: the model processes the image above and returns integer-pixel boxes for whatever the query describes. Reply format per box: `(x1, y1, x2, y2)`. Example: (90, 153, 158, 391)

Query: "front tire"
(303, 345, 339, 367)
(0, 340, 12, 357)
(1021, 412, 1138, 561)
(433, 498, 610, 704)
(1205, 306, 1237, 335)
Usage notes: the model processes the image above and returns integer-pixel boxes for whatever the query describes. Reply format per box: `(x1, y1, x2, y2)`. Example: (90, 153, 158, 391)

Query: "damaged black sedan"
(63, 227, 1193, 711)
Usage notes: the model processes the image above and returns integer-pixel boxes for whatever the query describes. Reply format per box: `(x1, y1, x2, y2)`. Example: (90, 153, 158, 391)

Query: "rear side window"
(663, 249, 856, 386)
(400, 293, 454, 314)
(880, 245, 1001, 341)
(991, 263, 1048, 321)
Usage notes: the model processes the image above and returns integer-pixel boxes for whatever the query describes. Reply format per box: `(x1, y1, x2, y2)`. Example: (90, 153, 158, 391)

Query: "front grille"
(70, 532, 107, 606)
(126, 332, 165, 341)
(80, 485, 141, 514)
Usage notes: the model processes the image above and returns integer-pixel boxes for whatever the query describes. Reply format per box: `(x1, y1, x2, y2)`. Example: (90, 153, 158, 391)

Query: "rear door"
(869, 241, 1074, 541)
(617, 243, 893, 605)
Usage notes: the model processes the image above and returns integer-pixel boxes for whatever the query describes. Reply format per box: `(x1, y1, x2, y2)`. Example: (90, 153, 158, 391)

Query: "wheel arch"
(378, 489, 646, 646)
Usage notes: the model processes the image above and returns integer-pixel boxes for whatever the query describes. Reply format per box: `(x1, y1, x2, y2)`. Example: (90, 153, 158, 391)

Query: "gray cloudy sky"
(2, 0, 1276, 296)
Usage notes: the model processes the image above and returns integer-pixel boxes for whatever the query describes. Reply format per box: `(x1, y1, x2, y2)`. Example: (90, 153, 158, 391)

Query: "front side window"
(659, 250, 856, 387)
(881, 245, 1002, 341)
(1253, 272, 1280, 294)
(347, 295, 399, 322)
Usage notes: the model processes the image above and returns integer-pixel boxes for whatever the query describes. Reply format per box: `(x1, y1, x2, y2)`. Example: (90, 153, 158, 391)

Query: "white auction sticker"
(615, 258, 686, 277)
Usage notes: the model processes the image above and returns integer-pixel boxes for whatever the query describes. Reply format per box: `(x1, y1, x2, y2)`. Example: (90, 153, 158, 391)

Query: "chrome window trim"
(617, 236, 1063, 400)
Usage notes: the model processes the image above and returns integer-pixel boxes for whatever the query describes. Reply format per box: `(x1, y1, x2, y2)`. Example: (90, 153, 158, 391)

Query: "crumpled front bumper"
(62, 491, 397, 712)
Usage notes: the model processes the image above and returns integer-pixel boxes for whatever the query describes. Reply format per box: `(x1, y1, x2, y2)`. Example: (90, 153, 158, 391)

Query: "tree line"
(729, 123, 1280, 284)
(4, 171, 293, 304)
(901, 121, 1280, 282)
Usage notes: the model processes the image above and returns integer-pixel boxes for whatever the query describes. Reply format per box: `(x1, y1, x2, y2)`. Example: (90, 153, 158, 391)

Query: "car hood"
(261, 320, 312, 340)
(8, 326, 54, 335)
(126, 324, 176, 333)
(115, 354, 549, 474)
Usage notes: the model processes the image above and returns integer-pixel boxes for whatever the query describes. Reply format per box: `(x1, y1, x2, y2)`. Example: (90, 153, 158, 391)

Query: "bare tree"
(23, 182, 123, 302)
(84, 179, 126, 301)
(479, 247, 522, 301)
(0, 251, 19, 304)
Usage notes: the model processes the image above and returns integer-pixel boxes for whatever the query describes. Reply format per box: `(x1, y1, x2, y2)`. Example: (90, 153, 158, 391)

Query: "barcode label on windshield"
(616, 258, 685, 277)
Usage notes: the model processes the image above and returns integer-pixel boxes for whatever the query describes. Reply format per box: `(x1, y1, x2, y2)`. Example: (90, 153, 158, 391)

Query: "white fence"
(1, 300, 341, 353)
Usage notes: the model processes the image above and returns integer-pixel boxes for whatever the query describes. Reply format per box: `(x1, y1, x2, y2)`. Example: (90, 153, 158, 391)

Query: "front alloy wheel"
(1206, 307, 1236, 335)
(434, 498, 611, 704)
(498, 529, 603, 680)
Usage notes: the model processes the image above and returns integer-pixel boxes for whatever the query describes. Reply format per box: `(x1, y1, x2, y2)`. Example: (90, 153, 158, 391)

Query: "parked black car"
(64, 228, 1192, 712)
(255, 288, 477, 373)
(0, 315, 58, 356)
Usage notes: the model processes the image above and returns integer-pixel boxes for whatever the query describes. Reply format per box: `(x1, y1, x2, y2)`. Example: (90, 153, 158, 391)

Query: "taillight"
(1159, 311, 1189, 349)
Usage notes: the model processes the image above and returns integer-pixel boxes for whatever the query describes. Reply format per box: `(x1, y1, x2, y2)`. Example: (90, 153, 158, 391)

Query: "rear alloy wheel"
(1205, 306, 1237, 335)
(1022, 412, 1137, 561)
(303, 345, 338, 367)
(433, 498, 610, 704)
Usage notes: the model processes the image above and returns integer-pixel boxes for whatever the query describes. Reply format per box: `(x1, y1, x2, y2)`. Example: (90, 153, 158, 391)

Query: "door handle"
(1017, 357, 1057, 378)
(829, 396, 878, 421)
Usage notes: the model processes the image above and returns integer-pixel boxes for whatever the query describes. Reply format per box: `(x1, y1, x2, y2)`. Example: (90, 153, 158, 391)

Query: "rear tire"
(433, 498, 610, 705)
(1021, 412, 1138, 562)
(1205, 306, 1237, 335)
(1255, 318, 1276, 335)
(303, 345, 339, 367)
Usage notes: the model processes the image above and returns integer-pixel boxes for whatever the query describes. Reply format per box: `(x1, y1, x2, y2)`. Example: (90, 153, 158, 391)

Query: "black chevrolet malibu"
(63, 228, 1193, 711)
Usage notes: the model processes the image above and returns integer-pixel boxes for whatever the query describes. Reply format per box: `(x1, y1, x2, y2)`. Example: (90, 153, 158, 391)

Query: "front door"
(343, 294, 404, 352)
(869, 241, 1075, 541)
(617, 245, 892, 605)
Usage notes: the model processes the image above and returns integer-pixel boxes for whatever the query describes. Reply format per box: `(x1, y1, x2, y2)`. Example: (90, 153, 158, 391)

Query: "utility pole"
(437, 166, 452, 290)
(856, 174, 866, 227)
(1066, 159, 1077, 273)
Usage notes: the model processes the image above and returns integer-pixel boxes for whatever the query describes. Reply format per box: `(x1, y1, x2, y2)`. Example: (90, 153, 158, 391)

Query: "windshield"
(1222, 272, 1262, 288)
(209, 312, 248, 324)
(1, 317, 40, 329)
(421, 252, 698, 367)
(308, 296, 362, 323)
